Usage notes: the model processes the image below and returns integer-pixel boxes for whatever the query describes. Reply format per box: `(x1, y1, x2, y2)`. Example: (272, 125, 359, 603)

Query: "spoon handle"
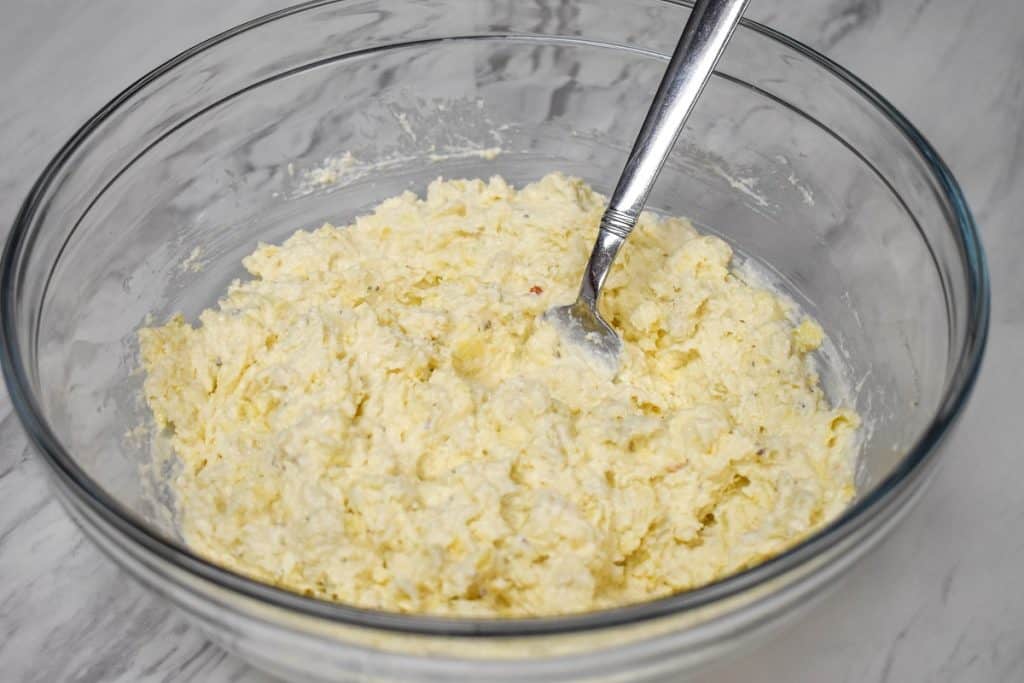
(576, 0, 749, 309)
(605, 0, 750, 233)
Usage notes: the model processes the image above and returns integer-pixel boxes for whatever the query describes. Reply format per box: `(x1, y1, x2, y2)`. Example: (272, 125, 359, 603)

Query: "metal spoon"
(546, 0, 750, 364)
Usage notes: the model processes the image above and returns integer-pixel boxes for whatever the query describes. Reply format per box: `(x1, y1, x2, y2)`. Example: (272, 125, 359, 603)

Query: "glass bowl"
(0, 0, 989, 681)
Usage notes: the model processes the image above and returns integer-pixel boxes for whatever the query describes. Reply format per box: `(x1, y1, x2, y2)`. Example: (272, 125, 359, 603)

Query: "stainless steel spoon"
(546, 0, 750, 363)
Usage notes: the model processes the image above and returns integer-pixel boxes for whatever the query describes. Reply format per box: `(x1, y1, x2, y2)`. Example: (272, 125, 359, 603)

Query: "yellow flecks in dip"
(139, 173, 858, 617)
(793, 318, 825, 353)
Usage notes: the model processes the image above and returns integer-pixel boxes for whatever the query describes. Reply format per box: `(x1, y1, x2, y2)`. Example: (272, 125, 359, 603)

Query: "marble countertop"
(1, 1, 1021, 681)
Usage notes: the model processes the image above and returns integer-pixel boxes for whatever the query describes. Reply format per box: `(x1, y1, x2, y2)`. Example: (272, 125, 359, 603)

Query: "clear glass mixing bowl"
(0, 1, 989, 681)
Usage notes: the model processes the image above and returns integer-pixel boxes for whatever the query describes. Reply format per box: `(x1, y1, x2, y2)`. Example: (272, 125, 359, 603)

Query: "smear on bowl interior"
(138, 172, 858, 617)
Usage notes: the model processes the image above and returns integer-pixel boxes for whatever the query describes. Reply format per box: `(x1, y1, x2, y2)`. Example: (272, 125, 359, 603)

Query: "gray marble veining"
(1, 1, 1022, 681)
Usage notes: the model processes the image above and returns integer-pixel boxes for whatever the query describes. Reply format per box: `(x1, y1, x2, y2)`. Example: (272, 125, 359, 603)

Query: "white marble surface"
(1, 1, 1022, 681)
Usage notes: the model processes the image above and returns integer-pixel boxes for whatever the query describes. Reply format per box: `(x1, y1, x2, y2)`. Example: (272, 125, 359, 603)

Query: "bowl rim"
(0, 0, 990, 638)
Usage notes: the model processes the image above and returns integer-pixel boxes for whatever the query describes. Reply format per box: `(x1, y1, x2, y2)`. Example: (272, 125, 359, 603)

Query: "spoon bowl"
(545, 299, 622, 363)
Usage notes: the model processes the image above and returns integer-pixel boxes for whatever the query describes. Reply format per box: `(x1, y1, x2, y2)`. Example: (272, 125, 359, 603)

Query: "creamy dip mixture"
(139, 173, 858, 617)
